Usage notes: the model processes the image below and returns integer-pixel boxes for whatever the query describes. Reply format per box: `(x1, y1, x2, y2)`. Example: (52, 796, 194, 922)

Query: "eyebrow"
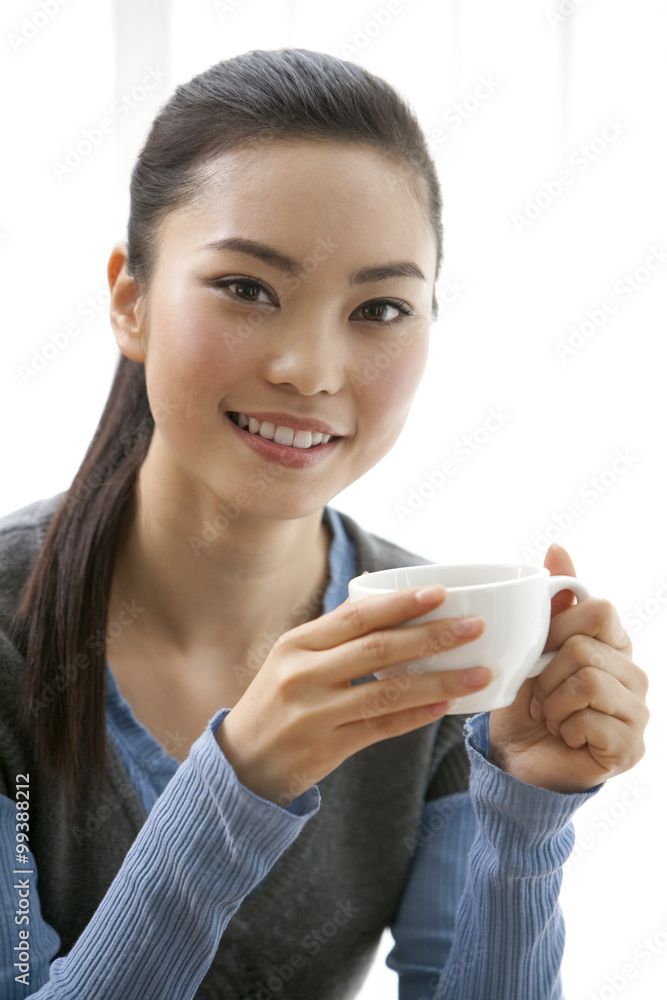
(198, 236, 426, 285)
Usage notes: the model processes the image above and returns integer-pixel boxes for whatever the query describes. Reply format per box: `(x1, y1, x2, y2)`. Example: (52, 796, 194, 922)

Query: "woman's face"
(123, 139, 438, 521)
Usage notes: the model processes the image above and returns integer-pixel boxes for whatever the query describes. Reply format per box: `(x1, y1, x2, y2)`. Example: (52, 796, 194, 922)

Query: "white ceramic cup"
(348, 563, 590, 714)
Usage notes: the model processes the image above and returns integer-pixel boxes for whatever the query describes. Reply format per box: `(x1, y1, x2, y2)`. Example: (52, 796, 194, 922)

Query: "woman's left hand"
(488, 543, 650, 793)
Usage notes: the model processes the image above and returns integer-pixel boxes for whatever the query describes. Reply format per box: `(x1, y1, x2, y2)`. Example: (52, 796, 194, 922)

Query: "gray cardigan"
(0, 493, 470, 999)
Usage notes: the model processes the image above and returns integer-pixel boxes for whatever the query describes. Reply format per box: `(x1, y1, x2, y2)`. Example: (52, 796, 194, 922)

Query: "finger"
(544, 543, 578, 617)
(533, 635, 648, 706)
(543, 596, 632, 656)
(326, 661, 494, 726)
(539, 666, 650, 734)
(296, 585, 450, 650)
(319, 612, 486, 685)
(544, 542, 577, 578)
(556, 709, 647, 774)
(336, 694, 473, 757)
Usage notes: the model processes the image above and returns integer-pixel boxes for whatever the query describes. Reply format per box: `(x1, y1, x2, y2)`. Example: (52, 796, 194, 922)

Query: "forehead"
(157, 139, 437, 275)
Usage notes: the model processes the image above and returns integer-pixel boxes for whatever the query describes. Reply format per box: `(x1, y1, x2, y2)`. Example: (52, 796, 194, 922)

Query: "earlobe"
(108, 241, 147, 362)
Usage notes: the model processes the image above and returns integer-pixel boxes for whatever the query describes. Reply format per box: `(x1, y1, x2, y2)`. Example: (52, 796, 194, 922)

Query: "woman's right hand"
(215, 585, 492, 806)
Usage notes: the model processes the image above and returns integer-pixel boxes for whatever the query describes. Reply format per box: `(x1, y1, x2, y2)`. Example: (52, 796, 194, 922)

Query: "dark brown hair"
(11, 48, 445, 815)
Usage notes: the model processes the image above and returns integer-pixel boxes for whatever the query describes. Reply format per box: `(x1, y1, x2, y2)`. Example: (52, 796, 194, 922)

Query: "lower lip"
(226, 414, 341, 469)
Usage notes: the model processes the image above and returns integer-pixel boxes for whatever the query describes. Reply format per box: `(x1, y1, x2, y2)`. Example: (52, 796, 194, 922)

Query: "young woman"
(0, 49, 648, 1000)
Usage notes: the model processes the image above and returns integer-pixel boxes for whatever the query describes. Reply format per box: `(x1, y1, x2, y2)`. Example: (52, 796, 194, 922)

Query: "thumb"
(343, 569, 369, 605)
(543, 543, 577, 617)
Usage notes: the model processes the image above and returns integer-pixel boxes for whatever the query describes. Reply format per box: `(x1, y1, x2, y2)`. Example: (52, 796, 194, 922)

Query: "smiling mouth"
(228, 412, 336, 449)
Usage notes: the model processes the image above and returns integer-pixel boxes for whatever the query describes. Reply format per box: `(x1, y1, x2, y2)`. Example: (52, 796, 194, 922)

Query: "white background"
(0, 1, 665, 998)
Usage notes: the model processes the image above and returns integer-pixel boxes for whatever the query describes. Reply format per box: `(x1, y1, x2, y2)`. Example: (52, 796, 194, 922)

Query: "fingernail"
(453, 616, 484, 636)
(530, 696, 544, 722)
(415, 585, 446, 604)
(427, 700, 450, 717)
(463, 666, 492, 688)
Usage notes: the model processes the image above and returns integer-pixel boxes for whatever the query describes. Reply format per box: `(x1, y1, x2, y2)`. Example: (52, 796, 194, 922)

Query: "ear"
(108, 241, 147, 363)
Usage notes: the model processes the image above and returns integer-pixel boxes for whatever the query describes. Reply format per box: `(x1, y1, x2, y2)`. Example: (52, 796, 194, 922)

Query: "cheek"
(143, 301, 249, 415)
(359, 330, 429, 428)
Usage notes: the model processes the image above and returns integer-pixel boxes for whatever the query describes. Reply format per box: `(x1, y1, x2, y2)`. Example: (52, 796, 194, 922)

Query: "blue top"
(0, 506, 600, 999)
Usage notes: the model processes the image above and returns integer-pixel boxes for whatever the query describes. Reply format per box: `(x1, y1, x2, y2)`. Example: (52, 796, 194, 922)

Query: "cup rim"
(350, 563, 548, 593)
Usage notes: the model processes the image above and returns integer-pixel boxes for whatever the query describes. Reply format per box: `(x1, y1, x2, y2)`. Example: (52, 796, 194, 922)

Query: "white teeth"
(293, 430, 312, 449)
(273, 425, 295, 446)
(233, 413, 333, 448)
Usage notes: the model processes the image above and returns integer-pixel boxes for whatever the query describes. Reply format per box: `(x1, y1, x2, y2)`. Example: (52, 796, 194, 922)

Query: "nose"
(261, 310, 346, 396)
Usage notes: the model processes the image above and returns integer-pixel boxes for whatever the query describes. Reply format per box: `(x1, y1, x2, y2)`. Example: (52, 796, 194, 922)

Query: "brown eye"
(211, 277, 276, 305)
(232, 281, 263, 301)
(354, 298, 412, 323)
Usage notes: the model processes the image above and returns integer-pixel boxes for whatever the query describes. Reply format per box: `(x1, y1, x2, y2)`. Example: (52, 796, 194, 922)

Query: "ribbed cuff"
(49, 709, 320, 999)
(209, 709, 319, 818)
(464, 713, 602, 877)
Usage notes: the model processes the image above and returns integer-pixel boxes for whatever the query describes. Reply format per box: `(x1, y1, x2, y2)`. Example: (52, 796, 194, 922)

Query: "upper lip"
(228, 410, 345, 437)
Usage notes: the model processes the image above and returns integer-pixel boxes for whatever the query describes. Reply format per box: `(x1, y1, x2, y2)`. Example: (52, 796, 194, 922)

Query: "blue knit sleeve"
(387, 790, 479, 998)
(0, 794, 61, 998)
(3, 709, 319, 1000)
(388, 712, 602, 1000)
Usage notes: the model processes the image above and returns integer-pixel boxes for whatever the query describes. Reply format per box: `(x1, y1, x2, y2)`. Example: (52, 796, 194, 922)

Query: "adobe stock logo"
(510, 117, 628, 234)
(554, 246, 667, 361)
(212, 0, 247, 15)
(340, 1, 415, 58)
(7, 0, 72, 53)
(51, 67, 167, 181)
(426, 75, 502, 150)
(545, 0, 590, 27)
(587, 917, 667, 1000)
(18, 287, 110, 384)
(622, 578, 667, 638)
(394, 406, 511, 523)
(519, 448, 638, 561)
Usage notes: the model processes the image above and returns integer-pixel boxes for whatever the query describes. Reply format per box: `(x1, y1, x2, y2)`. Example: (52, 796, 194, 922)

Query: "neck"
(108, 462, 331, 678)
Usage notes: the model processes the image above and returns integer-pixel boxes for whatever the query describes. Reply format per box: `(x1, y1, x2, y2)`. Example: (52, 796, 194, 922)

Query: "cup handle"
(526, 575, 591, 679)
